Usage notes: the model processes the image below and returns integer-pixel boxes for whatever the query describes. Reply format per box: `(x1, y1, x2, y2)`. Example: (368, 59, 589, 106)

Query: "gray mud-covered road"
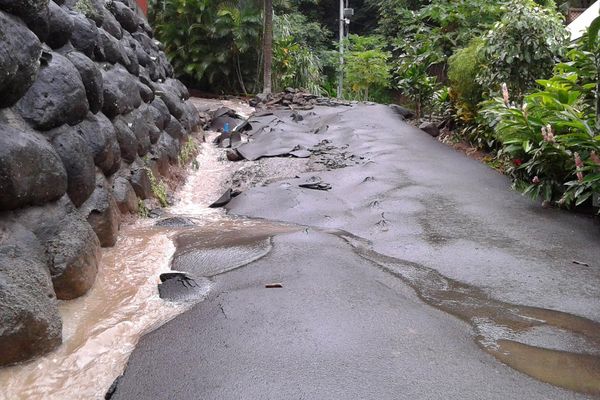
(113, 104, 600, 399)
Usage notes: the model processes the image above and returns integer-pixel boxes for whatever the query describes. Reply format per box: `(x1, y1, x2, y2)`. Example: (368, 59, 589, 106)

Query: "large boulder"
(101, 64, 142, 118)
(178, 101, 200, 133)
(419, 121, 441, 138)
(157, 131, 180, 164)
(132, 31, 158, 54)
(139, 104, 160, 143)
(47, 1, 74, 49)
(101, 7, 122, 39)
(128, 163, 152, 199)
(156, 86, 185, 119)
(16, 51, 89, 131)
(120, 33, 140, 76)
(97, 28, 129, 65)
(45, 212, 100, 299)
(50, 126, 96, 207)
(107, 0, 138, 33)
(164, 115, 185, 142)
(137, 81, 154, 103)
(150, 97, 171, 130)
(112, 176, 138, 214)
(163, 78, 189, 100)
(0, 0, 50, 41)
(0, 126, 67, 211)
(0, 0, 48, 20)
(80, 173, 120, 247)
(0, 11, 43, 108)
(112, 117, 138, 164)
(73, 113, 121, 176)
(69, 11, 99, 57)
(119, 109, 151, 156)
(0, 220, 62, 367)
(63, 50, 103, 114)
(13, 196, 100, 300)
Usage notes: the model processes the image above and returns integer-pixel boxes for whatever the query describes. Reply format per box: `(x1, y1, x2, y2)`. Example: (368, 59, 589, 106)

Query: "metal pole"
(337, 0, 344, 98)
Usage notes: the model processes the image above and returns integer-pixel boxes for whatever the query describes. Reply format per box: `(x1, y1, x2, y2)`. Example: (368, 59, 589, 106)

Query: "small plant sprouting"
(137, 199, 150, 218)
(144, 167, 169, 207)
(178, 139, 199, 169)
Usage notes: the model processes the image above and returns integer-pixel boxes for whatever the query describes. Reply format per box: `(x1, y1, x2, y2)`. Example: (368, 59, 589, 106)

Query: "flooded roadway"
(2, 101, 600, 399)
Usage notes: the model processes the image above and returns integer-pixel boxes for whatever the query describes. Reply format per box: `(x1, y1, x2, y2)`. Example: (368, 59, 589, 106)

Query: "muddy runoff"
(0, 113, 296, 399)
(331, 230, 600, 396)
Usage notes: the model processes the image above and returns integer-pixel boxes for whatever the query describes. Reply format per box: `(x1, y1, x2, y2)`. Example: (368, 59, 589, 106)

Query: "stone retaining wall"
(0, 0, 202, 365)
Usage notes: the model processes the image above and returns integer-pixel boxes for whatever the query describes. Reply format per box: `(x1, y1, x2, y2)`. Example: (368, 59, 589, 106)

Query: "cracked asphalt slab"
(112, 104, 600, 399)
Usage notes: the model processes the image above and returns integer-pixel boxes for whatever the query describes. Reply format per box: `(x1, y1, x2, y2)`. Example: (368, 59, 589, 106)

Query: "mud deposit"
(335, 230, 600, 395)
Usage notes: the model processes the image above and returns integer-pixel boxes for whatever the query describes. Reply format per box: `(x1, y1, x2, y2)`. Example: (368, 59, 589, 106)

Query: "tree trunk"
(236, 54, 248, 96)
(262, 0, 273, 95)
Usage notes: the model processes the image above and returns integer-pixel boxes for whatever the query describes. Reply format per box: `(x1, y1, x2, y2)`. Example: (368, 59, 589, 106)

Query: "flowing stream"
(0, 101, 253, 400)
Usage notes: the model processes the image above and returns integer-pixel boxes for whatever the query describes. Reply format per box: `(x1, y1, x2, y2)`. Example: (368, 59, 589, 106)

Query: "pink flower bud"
(590, 151, 600, 166)
(532, 176, 540, 184)
(502, 83, 509, 105)
(545, 125, 555, 142)
(574, 152, 584, 181)
(574, 152, 584, 169)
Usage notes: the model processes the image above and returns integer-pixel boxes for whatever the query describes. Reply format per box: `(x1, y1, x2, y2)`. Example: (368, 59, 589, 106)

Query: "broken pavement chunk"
(209, 189, 233, 208)
(299, 176, 332, 191)
(158, 272, 206, 302)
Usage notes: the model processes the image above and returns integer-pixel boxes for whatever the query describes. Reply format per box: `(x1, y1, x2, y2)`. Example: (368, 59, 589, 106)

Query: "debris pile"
(249, 88, 351, 111)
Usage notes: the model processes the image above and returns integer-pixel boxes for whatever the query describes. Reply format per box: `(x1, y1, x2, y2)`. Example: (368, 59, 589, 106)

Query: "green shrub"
(477, 0, 569, 100)
(394, 41, 440, 119)
(273, 36, 323, 95)
(343, 35, 392, 101)
(482, 73, 599, 205)
(448, 39, 485, 122)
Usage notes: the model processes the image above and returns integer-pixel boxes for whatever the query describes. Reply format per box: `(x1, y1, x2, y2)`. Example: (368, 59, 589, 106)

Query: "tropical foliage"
(482, 32, 600, 207)
(150, 0, 262, 93)
(343, 35, 391, 101)
(476, 1, 569, 100)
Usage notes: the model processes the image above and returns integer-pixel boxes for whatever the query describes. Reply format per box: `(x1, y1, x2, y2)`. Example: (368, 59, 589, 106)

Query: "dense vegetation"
(151, 0, 600, 210)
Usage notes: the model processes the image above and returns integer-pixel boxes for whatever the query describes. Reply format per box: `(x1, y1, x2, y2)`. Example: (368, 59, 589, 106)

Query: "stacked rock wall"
(0, 0, 201, 366)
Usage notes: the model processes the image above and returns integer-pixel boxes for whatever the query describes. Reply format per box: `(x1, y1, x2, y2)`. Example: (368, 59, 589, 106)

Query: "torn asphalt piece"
(158, 272, 208, 302)
(298, 176, 332, 191)
(209, 189, 241, 208)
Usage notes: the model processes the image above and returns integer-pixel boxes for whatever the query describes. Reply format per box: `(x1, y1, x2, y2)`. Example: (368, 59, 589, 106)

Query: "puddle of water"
(171, 220, 301, 277)
(333, 230, 600, 396)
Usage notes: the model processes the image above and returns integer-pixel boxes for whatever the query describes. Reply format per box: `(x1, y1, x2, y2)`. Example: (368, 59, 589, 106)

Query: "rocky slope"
(0, 0, 203, 366)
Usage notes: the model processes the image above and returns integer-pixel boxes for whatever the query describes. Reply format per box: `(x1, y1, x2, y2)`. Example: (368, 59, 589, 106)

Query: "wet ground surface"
(112, 104, 600, 399)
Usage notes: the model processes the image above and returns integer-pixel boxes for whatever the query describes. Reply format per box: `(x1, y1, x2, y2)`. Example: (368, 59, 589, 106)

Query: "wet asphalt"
(112, 104, 600, 399)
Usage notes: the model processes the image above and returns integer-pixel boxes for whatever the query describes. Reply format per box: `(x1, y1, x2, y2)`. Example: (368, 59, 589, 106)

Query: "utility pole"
(337, 0, 344, 98)
(263, 0, 273, 95)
